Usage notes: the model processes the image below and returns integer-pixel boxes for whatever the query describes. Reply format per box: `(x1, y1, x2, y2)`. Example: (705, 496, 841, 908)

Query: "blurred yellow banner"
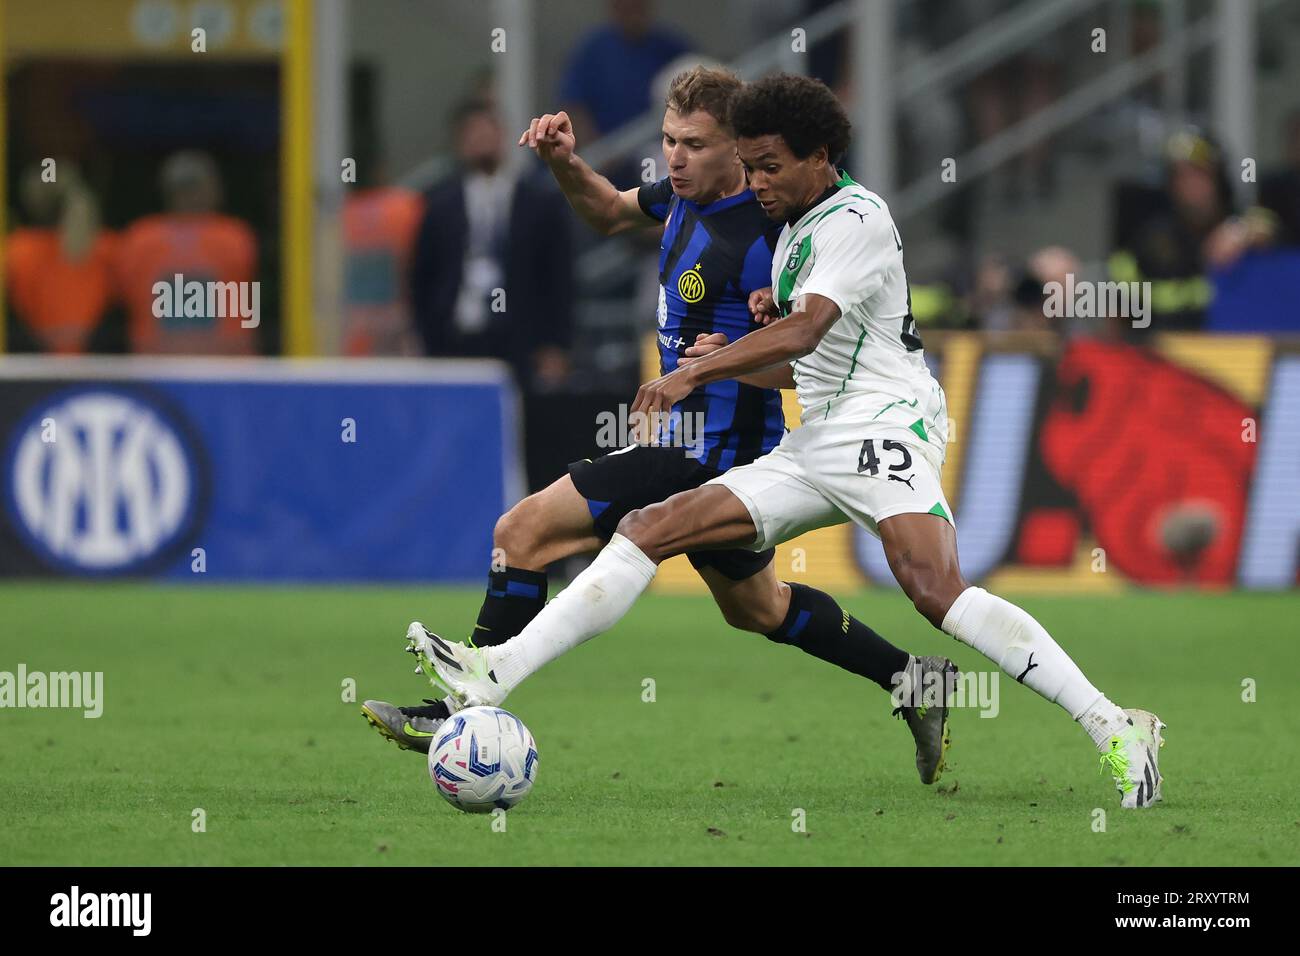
(4, 0, 284, 58)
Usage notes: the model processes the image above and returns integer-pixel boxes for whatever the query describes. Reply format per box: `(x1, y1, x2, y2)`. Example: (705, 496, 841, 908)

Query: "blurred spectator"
(1108, 128, 1270, 332)
(974, 246, 1081, 333)
(1022, 246, 1082, 331)
(5, 162, 121, 354)
(963, 0, 1062, 201)
(410, 99, 574, 392)
(341, 161, 424, 356)
(116, 151, 258, 355)
(970, 254, 1016, 331)
(559, 0, 691, 148)
(1259, 109, 1300, 247)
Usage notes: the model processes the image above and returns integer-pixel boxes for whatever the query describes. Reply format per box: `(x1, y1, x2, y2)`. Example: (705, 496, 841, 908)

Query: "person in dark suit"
(410, 99, 574, 393)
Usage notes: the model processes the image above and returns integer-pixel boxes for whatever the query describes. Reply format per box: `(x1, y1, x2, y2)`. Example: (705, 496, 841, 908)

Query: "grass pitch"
(1, 583, 1296, 866)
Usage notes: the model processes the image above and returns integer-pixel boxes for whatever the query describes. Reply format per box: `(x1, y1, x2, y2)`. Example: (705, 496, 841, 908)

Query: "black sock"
(401, 699, 450, 720)
(765, 582, 911, 692)
(467, 566, 548, 648)
(409, 568, 549, 722)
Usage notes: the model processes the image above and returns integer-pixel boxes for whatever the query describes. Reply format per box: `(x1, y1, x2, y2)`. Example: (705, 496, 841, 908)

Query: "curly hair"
(731, 73, 852, 163)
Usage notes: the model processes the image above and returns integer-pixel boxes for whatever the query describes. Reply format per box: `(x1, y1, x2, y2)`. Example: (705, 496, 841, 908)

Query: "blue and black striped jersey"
(637, 177, 786, 471)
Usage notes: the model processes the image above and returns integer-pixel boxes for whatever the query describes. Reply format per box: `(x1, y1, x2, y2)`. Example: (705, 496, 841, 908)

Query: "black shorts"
(568, 445, 775, 581)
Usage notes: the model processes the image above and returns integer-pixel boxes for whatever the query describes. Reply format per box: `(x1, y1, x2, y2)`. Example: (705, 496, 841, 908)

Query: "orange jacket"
(116, 213, 258, 354)
(5, 228, 119, 354)
(341, 187, 424, 355)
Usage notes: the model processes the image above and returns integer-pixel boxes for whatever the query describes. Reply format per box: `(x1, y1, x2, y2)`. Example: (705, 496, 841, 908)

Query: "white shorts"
(708, 419, 954, 551)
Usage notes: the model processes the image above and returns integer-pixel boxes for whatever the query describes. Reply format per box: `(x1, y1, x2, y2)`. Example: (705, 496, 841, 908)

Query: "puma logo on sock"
(1016, 653, 1038, 683)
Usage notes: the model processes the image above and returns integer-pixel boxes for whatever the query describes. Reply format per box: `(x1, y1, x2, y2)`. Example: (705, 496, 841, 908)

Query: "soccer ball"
(427, 706, 539, 813)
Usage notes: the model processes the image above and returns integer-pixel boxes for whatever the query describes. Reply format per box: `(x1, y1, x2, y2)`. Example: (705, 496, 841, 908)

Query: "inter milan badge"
(677, 262, 706, 303)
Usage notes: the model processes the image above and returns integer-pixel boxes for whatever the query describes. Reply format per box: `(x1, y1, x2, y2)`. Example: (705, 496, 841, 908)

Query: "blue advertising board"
(0, 357, 523, 582)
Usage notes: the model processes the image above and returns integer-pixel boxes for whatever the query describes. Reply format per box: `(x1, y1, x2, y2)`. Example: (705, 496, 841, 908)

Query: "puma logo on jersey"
(847, 208, 869, 224)
(887, 473, 915, 490)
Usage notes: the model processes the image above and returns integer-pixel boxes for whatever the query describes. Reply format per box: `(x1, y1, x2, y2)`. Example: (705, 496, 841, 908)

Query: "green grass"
(0, 584, 1296, 866)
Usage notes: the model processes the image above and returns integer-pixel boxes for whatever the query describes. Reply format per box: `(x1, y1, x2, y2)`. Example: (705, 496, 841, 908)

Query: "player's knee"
(614, 507, 652, 548)
(614, 506, 667, 561)
(494, 497, 545, 564)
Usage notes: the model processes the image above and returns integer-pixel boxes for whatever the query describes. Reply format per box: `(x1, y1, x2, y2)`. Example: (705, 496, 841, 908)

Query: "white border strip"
(0, 355, 514, 385)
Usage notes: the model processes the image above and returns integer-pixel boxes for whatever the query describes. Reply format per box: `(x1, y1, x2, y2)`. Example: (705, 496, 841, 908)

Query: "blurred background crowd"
(4, 0, 1299, 487)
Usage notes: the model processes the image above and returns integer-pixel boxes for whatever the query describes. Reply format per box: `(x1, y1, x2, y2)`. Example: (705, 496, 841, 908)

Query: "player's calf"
(707, 571, 788, 634)
(764, 582, 911, 690)
(881, 527, 969, 629)
(908, 575, 970, 630)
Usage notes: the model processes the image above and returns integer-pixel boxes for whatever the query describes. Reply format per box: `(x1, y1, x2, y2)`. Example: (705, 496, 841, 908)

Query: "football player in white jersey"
(412, 74, 1165, 809)
(368, 69, 957, 786)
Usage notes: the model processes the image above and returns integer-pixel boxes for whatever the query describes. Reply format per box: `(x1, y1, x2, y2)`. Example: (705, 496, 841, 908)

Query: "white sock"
(941, 586, 1127, 750)
(485, 534, 658, 694)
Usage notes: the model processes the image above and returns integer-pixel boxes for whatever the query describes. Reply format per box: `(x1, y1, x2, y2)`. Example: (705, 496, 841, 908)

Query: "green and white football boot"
(1100, 708, 1166, 808)
(405, 621, 507, 708)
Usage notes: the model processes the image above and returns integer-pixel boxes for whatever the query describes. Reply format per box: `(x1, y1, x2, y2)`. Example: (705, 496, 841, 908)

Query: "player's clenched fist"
(518, 111, 576, 164)
(748, 287, 780, 325)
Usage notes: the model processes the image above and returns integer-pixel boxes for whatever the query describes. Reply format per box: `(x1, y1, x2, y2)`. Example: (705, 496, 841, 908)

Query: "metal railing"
(573, 0, 1113, 288)
(397, 0, 1280, 329)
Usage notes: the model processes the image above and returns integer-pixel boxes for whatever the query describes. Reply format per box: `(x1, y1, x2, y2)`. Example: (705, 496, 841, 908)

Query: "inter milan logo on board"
(677, 262, 706, 303)
(6, 390, 199, 572)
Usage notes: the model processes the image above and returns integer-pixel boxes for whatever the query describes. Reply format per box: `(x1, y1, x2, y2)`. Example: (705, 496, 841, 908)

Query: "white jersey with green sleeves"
(772, 172, 948, 461)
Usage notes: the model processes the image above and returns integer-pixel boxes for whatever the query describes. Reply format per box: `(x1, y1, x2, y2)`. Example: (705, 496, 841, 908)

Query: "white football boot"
(1099, 708, 1166, 808)
(405, 622, 508, 708)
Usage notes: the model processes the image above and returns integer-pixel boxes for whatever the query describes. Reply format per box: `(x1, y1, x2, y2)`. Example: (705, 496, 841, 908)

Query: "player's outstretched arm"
(519, 110, 648, 236)
(682, 333, 796, 389)
(633, 293, 839, 418)
(676, 287, 797, 388)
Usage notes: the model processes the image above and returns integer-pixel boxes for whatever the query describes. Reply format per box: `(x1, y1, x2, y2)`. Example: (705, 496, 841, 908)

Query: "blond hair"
(665, 66, 743, 133)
